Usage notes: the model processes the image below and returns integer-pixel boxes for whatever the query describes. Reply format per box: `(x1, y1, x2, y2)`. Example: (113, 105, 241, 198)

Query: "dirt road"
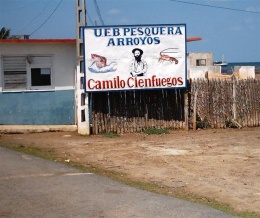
(0, 127, 259, 215)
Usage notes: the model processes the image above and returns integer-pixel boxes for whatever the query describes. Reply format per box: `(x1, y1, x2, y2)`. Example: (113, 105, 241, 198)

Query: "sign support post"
(76, 0, 90, 135)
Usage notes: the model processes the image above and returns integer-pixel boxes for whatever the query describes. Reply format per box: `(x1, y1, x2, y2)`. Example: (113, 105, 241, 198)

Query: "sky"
(0, 0, 259, 62)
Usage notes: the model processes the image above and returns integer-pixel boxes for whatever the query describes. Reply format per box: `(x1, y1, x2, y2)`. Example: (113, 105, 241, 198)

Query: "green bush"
(102, 132, 119, 138)
(143, 128, 169, 135)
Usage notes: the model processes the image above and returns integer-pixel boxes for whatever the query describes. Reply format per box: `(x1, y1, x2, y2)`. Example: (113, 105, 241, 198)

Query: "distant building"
(11, 35, 30, 39)
(0, 39, 76, 125)
(188, 52, 213, 66)
(187, 52, 220, 79)
(187, 52, 255, 79)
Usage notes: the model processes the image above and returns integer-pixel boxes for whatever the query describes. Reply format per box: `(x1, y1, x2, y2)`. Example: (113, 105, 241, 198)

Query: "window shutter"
(3, 56, 27, 90)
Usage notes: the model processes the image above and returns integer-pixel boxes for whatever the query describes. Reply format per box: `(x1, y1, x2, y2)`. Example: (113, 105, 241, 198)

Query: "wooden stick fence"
(91, 89, 186, 134)
(190, 78, 260, 129)
(91, 78, 260, 134)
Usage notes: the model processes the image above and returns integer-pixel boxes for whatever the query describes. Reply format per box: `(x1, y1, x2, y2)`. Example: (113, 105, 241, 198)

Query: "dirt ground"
(0, 127, 259, 214)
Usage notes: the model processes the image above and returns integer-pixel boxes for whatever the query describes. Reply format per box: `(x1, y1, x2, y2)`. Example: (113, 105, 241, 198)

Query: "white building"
(0, 39, 76, 125)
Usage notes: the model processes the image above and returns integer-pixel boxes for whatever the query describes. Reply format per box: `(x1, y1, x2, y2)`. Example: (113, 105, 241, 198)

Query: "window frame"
(2, 56, 27, 91)
(2, 55, 54, 91)
(196, 59, 206, 66)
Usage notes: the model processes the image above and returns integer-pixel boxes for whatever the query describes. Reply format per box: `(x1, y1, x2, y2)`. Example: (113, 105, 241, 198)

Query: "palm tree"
(0, 27, 11, 39)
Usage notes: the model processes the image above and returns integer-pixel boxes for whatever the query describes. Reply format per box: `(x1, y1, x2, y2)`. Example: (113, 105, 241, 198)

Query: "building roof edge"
(0, 39, 76, 44)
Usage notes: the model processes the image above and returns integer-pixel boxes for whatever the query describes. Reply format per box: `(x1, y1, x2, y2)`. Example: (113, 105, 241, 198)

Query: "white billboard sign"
(83, 24, 187, 92)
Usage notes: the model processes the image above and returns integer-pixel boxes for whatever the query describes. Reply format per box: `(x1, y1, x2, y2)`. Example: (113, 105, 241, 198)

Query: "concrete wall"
(0, 90, 74, 125)
(189, 66, 221, 79)
(189, 66, 256, 80)
(234, 66, 255, 79)
(188, 52, 213, 67)
(0, 41, 76, 125)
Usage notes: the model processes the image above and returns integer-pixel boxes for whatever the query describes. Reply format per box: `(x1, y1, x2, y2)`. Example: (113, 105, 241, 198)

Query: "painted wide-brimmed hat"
(132, 48, 143, 55)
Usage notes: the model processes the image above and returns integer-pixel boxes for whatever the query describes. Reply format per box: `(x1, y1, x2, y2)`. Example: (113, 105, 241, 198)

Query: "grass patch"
(0, 143, 57, 161)
(102, 132, 119, 138)
(0, 142, 259, 218)
(143, 128, 169, 135)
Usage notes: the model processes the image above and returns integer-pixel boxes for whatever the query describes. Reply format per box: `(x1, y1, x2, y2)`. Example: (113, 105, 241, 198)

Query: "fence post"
(193, 82, 198, 131)
(184, 88, 189, 131)
(232, 76, 237, 120)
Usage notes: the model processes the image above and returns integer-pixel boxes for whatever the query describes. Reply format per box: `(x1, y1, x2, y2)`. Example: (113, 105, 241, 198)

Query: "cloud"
(206, 0, 233, 2)
(88, 62, 117, 73)
(231, 19, 256, 32)
(120, 18, 135, 24)
(231, 26, 242, 32)
(246, 7, 260, 13)
(108, 8, 121, 15)
(245, 17, 253, 24)
(248, 25, 255, 31)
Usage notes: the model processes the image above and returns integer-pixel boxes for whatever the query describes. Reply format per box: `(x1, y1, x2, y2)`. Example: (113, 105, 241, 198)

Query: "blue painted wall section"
(0, 90, 75, 125)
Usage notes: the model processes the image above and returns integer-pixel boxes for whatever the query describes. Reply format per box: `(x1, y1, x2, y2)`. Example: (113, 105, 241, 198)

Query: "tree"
(0, 27, 11, 39)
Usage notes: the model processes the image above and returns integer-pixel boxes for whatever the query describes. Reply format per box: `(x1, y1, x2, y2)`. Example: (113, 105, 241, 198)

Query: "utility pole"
(75, 0, 90, 135)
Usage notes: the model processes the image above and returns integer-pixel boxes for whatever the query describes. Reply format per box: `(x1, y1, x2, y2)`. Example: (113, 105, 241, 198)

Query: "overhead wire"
(86, 9, 95, 26)
(29, 0, 64, 37)
(93, 0, 105, 26)
(170, 0, 260, 14)
(14, 0, 53, 35)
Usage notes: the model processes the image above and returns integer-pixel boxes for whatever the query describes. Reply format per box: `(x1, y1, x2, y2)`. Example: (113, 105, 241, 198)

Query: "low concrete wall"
(0, 90, 75, 125)
(189, 66, 221, 79)
(189, 66, 256, 80)
(0, 125, 77, 134)
(234, 66, 255, 79)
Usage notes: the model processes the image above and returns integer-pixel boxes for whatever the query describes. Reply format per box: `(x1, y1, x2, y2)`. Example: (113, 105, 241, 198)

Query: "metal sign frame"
(83, 24, 187, 92)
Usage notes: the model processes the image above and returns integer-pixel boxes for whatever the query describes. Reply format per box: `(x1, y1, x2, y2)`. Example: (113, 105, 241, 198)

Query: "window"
(31, 68, 51, 86)
(196, 59, 206, 66)
(2, 55, 53, 91)
(3, 56, 27, 90)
